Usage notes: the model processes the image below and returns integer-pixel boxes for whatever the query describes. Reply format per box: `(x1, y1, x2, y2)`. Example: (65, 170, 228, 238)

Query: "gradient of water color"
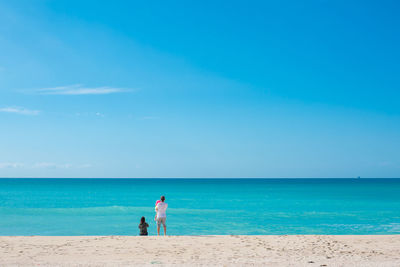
(0, 178, 399, 236)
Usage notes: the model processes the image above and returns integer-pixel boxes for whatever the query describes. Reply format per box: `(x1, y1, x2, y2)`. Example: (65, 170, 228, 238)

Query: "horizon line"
(0, 177, 399, 179)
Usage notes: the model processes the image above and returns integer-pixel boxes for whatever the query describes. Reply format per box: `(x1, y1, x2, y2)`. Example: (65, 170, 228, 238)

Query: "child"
(138, 216, 149, 236)
(154, 200, 161, 221)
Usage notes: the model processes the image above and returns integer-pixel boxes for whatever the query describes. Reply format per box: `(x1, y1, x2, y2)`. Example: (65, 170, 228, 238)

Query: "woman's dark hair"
(161, 196, 165, 202)
(140, 216, 145, 224)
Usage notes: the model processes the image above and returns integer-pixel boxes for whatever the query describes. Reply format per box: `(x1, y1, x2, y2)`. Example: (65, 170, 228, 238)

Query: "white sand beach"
(1, 235, 399, 266)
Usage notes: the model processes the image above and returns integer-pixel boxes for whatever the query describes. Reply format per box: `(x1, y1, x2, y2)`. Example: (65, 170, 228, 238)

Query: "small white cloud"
(0, 162, 23, 169)
(36, 84, 130, 95)
(95, 112, 104, 117)
(0, 107, 40, 116)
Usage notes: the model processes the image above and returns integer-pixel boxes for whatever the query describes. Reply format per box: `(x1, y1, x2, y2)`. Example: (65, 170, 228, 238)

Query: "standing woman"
(155, 196, 168, 236)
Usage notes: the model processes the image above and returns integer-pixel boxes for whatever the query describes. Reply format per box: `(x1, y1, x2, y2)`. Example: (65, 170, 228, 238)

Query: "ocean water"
(0, 178, 399, 236)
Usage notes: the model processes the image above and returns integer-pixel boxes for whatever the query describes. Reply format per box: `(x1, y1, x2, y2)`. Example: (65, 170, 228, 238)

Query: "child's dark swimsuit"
(139, 222, 149, 236)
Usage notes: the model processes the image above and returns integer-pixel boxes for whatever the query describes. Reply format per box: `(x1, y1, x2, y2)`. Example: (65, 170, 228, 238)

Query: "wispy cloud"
(78, 164, 92, 168)
(0, 162, 91, 169)
(139, 116, 160, 120)
(36, 84, 129, 95)
(75, 112, 105, 117)
(33, 162, 92, 169)
(0, 162, 24, 169)
(34, 162, 92, 169)
(0, 106, 40, 115)
(33, 162, 73, 169)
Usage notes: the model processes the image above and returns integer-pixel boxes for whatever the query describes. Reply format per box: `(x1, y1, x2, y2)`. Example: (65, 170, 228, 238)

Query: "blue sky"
(0, 0, 399, 178)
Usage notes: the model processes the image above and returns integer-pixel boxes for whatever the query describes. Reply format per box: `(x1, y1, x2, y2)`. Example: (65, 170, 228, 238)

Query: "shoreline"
(1, 235, 400, 266)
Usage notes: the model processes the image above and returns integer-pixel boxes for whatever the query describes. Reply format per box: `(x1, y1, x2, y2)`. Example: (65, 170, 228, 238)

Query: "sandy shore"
(1, 235, 399, 266)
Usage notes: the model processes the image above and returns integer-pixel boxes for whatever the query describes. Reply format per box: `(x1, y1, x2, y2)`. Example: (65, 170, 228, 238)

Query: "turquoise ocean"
(0, 178, 399, 236)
